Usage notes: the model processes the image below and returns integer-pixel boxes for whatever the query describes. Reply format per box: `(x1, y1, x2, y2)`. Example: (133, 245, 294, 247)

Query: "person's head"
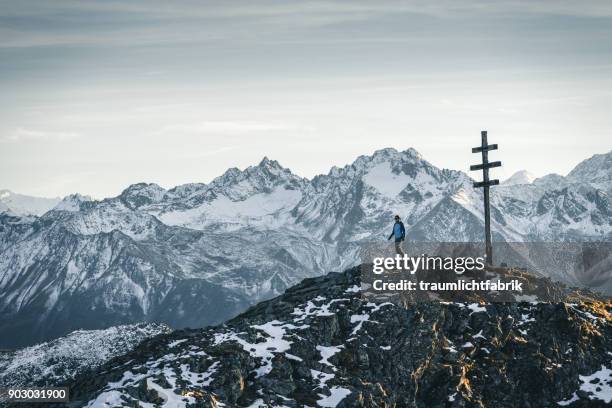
(394, 215, 400, 222)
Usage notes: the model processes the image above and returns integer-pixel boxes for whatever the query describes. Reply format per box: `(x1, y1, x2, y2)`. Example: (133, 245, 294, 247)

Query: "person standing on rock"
(388, 214, 406, 255)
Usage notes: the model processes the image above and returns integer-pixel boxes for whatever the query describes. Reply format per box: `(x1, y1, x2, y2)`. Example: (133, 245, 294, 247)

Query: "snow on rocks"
(168, 339, 188, 348)
(291, 297, 349, 322)
(316, 386, 351, 407)
(349, 314, 370, 336)
(577, 365, 612, 403)
(557, 364, 612, 405)
(364, 301, 394, 313)
(344, 285, 360, 293)
(311, 369, 335, 389)
(85, 344, 220, 407)
(346, 301, 396, 336)
(316, 345, 343, 368)
(557, 392, 579, 406)
(145, 377, 196, 407)
(467, 303, 487, 314)
(472, 330, 486, 340)
(0, 323, 169, 387)
(71, 266, 612, 408)
(214, 320, 308, 377)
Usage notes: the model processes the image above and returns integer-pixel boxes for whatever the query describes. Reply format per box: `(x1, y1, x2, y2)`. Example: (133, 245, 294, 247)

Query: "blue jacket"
(388, 221, 406, 242)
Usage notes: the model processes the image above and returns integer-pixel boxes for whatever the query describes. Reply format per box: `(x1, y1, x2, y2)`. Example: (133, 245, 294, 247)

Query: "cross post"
(470, 130, 501, 265)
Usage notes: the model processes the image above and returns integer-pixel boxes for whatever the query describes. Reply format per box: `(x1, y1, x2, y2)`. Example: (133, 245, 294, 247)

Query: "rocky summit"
(56, 265, 612, 408)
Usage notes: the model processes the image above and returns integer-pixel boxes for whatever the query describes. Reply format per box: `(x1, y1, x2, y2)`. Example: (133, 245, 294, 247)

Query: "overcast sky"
(1, 0, 611, 198)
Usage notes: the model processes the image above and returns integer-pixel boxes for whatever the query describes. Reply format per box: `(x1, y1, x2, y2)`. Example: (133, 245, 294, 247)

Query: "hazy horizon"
(1, 1, 611, 197)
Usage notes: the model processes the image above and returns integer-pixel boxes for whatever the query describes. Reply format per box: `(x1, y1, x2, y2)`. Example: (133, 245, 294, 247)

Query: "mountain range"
(0, 148, 610, 348)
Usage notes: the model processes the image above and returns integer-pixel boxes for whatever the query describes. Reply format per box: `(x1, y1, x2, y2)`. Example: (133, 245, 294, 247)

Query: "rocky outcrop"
(0, 323, 170, 388)
(61, 266, 611, 408)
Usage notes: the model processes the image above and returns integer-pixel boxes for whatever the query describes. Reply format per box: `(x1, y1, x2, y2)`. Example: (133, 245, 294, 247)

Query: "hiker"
(387, 214, 406, 255)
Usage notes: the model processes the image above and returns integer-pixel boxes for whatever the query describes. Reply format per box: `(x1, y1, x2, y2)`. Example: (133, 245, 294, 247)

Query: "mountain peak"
(0, 189, 61, 216)
(567, 150, 612, 185)
(119, 183, 166, 209)
(403, 147, 422, 158)
(208, 157, 304, 201)
(369, 147, 424, 162)
(503, 170, 536, 186)
(257, 156, 284, 170)
(53, 193, 92, 212)
(371, 147, 399, 157)
(350, 147, 425, 170)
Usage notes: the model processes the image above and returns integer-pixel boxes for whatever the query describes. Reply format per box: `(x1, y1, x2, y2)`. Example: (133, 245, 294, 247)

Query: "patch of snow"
(157, 186, 302, 230)
(349, 314, 370, 335)
(345, 285, 360, 293)
(213, 320, 307, 377)
(578, 365, 612, 403)
(472, 330, 486, 340)
(311, 369, 335, 388)
(85, 390, 128, 407)
(362, 162, 411, 197)
(364, 302, 394, 313)
(467, 303, 487, 314)
(557, 392, 579, 406)
(146, 377, 195, 407)
(515, 294, 539, 303)
(168, 339, 188, 348)
(316, 345, 343, 368)
(292, 298, 349, 322)
(317, 386, 351, 408)
(285, 353, 303, 362)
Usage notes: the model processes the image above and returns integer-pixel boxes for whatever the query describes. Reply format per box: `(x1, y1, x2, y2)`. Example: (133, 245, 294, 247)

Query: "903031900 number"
(0, 387, 69, 402)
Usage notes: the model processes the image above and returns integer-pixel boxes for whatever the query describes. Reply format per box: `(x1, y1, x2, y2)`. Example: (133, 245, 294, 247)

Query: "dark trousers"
(394, 240, 405, 256)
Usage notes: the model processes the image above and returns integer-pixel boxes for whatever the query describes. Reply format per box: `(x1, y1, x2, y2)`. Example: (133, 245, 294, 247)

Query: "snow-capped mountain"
(0, 148, 610, 348)
(0, 323, 169, 388)
(52, 193, 92, 212)
(65, 266, 612, 407)
(567, 150, 612, 192)
(503, 170, 536, 185)
(0, 189, 61, 216)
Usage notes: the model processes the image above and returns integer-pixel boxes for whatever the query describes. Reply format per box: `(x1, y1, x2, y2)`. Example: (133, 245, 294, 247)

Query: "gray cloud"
(0, 1, 611, 197)
(1, 127, 80, 142)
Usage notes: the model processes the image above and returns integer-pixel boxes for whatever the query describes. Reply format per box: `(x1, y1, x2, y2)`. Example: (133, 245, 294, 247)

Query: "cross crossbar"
(473, 180, 500, 188)
(471, 144, 498, 153)
(470, 161, 502, 171)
